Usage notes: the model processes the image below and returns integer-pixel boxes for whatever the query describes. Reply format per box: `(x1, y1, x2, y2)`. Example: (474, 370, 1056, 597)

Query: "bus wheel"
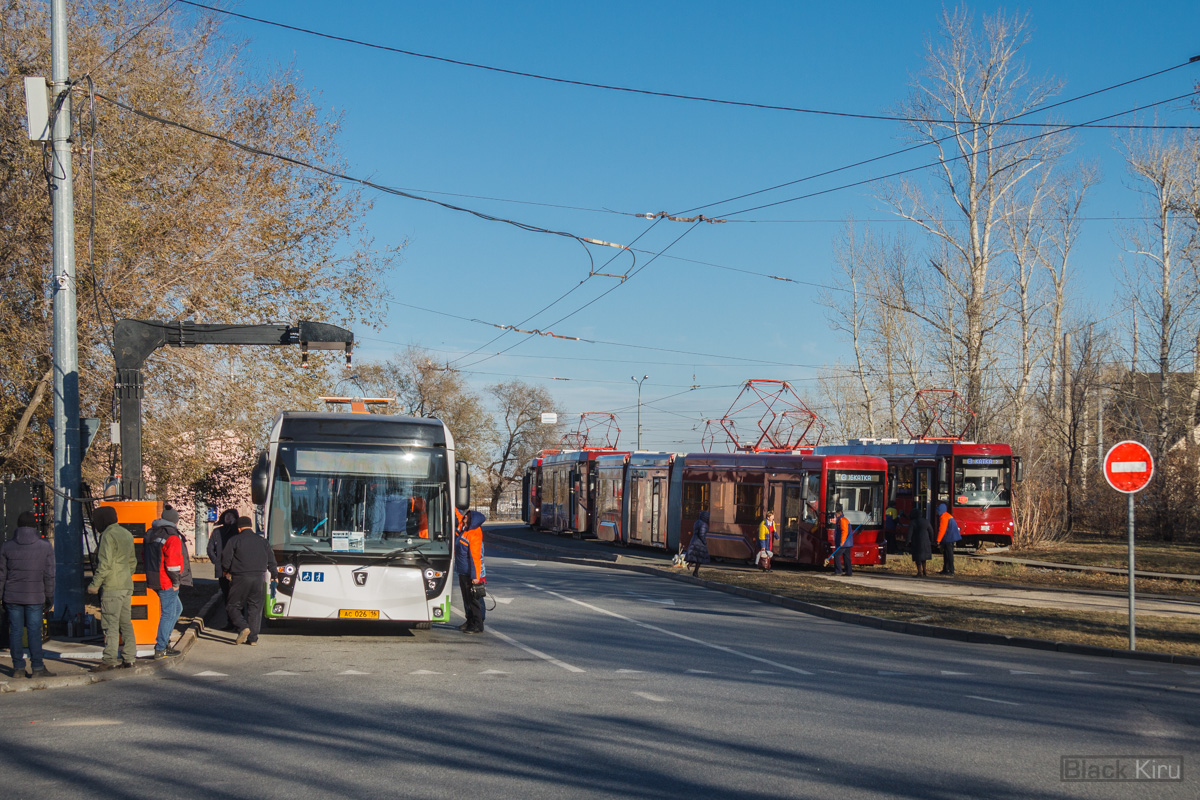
(413, 622, 431, 630)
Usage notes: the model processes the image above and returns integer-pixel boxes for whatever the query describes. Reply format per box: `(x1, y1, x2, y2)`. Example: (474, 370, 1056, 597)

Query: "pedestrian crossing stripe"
(409, 669, 442, 675)
(193, 671, 228, 677)
(339, 670, 370, 675)
(480, 669, 509, 674)
(265, 670, 299, 676)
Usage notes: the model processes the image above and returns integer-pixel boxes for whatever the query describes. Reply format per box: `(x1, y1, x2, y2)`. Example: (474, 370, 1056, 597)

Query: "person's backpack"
(145, 525, 194, 591)
(944, 516, 962, 543)
(144, 525, 171, 592)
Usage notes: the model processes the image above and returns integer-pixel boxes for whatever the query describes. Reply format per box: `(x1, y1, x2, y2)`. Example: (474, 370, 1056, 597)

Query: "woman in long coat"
(685, 511, 710, 577)
(908, 508, 934, 577)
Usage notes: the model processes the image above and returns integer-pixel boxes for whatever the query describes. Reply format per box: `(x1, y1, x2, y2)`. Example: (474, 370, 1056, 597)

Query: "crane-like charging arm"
(113, 319, 354, 500)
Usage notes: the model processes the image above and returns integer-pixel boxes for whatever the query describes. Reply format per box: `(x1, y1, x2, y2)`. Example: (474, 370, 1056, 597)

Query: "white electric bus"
(251, 411, 470, 628)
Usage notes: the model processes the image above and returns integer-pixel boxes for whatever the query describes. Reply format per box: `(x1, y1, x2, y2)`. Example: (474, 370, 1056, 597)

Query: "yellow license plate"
(338, 609, 380, 619)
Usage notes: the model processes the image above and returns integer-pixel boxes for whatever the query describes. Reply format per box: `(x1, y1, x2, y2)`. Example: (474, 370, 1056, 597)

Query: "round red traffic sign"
(1103, 440, 1154, 494)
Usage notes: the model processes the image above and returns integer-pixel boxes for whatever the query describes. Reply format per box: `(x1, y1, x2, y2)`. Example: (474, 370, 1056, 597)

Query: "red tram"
(814, 440, 1020, 547)
(533, 448, 628, 537)
(581, 451, 890, 568)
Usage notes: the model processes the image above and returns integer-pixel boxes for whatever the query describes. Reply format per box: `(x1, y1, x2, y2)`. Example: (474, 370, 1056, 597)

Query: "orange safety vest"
(836, 515, 851, 547)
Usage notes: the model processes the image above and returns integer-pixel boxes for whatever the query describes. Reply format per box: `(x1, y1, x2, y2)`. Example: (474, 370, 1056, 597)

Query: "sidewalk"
(808, 571, 1200, 619)
(1, 578, 221, 694)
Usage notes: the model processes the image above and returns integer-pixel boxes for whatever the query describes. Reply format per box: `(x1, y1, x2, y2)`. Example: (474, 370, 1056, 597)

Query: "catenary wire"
(177, 2, 1199, 129)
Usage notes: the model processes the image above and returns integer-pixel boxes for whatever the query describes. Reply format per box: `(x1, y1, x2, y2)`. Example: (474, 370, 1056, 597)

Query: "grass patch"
(1018, 532, 1200, 575)
(693, 567, 1200, 658)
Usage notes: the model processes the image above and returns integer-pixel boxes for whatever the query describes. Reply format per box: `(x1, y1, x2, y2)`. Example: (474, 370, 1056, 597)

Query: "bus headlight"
(424, 568, 435, 579)
(284, 564, 296, 575)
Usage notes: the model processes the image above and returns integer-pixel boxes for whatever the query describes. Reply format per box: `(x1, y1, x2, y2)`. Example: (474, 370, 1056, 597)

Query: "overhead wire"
(177, 2, 1199, 129)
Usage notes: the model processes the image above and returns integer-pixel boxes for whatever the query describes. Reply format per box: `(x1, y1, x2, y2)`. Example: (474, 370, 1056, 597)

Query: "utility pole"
(50, 0, 84, 619)
(631, 375, 649, 450)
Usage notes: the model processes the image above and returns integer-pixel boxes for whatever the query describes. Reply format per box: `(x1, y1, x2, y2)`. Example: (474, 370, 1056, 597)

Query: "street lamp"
(631, 375, 649, 450)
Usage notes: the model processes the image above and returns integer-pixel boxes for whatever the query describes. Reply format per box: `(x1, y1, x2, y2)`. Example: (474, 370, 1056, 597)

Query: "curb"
(0, 590, 223, 694)
(490, 535, 1200, 667)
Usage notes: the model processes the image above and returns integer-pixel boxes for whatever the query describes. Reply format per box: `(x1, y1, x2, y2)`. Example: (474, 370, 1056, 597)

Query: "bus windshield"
(954, 456, 1011, 508)
(829, 471, 884, 526)
(267, 444, 451, 554)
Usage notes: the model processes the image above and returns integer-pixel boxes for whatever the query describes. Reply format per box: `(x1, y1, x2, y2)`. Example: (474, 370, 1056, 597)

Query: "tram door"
(769, 481, 803, 560)
(650, 478, 664, 546)
(572, 469, 587, 533)
(916, 467, 936, 523)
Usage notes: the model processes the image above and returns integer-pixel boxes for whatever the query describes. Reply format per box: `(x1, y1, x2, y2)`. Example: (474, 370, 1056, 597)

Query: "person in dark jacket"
(221, 517, 277, 646)
(685, 511, 710, 577)
(0, 512, 56, 678)
(207, 508, 239, 589)
(908, 507, 934, 577)
(455, 509, 487, 633)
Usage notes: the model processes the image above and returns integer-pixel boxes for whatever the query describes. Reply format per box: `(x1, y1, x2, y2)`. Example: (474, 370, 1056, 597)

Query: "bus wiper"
(377, 544, 433, 567)
(298, 544, 339, 564)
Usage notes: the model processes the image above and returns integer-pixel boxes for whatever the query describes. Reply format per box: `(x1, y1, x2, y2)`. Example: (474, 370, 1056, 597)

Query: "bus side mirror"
(1013, 456, 1023, 483)
(251, 450, 270, 506)
(456, 460, 471, 510)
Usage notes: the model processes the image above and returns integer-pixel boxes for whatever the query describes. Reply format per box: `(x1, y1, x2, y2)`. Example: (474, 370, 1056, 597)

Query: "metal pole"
(1128, 493, 1136, 651)
(50, 0, 84, 620)
(631, 375, 648, 450)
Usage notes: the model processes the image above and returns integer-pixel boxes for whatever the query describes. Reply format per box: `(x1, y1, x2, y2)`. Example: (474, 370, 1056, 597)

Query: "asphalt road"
(0, 548, 1196, 799)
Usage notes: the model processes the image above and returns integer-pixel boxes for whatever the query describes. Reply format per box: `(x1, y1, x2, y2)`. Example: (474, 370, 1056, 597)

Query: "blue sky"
(185, 1, 1200, 449)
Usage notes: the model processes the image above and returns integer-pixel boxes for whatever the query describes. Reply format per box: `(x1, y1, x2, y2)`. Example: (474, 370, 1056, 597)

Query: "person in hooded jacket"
(935, 502, 956, 575)
(88, 505, 138, 671)
(0, 512, 55, 678)
(455, 509, 487, 633)
(908, 506, 935, 577)
(207, 508, 239, 594)
(146, 507, 193, 658)
(685, 511, 710, 578)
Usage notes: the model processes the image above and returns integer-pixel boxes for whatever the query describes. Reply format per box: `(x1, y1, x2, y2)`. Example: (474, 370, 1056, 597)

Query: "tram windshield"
(829, 471, 885, 526)
(953, 456, 1011, 508)
(267, 444, 451, 554)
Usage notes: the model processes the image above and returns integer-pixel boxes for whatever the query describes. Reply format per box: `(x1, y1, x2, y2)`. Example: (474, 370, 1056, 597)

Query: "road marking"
(1009, 670, 1039, 675)
(338, 670, 370, 675)
(1184, 670, 1200, 675)
(409, 669, 443, 675)
(510, 561, 538, 567)
(526, 583, 814, 675)
(492, 597, 514, 605)
(488, 627, 585, 674)
(965, 695, 1021, 706)
(1069, 671, 1097, 675)
(633, 691, 668, 703)
(878, 671, 909, 676)
(265, 670, 299, 676)
(623, 592, 677, 606)
(40, 719, 123, 727)
(480, 669, 509, 675)
(686, 669, 713, 674)
(751, 669, 777, 675)
(941, 670, 971, 675)
(1126, 670, 1156, 675)
(616, 669, 644, 673)
(194, 671, 228, 677)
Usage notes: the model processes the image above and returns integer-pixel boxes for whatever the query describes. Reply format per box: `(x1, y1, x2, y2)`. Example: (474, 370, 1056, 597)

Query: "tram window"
(896, 465, 913, 496)
(682, 481, 709, 518)
(734, 483, 763, 525)
(953, 456, 1012, 508)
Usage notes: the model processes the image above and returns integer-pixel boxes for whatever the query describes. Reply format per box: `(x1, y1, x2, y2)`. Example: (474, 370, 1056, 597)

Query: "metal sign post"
(1102, 441, 1155, 651)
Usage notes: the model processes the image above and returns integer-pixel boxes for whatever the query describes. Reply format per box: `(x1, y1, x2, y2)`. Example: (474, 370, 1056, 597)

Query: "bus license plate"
(338, 609, 379, 619)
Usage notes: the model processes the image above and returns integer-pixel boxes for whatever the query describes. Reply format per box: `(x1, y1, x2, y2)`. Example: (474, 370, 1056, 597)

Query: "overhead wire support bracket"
(638, 211, 726, 224)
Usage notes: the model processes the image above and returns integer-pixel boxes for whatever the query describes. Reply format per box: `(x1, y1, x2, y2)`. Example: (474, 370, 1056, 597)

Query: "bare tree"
(483, 381, 561, 517)
(880, 7, 1069, 426)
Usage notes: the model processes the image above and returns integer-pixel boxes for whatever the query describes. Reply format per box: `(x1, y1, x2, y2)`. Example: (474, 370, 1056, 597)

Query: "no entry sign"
(1103, 440, 1154, 494)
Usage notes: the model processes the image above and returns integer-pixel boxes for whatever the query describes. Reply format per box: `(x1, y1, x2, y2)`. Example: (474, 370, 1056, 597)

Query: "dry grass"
(1018, 532, 1200, 575)
(697, 567, 1200, 658)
